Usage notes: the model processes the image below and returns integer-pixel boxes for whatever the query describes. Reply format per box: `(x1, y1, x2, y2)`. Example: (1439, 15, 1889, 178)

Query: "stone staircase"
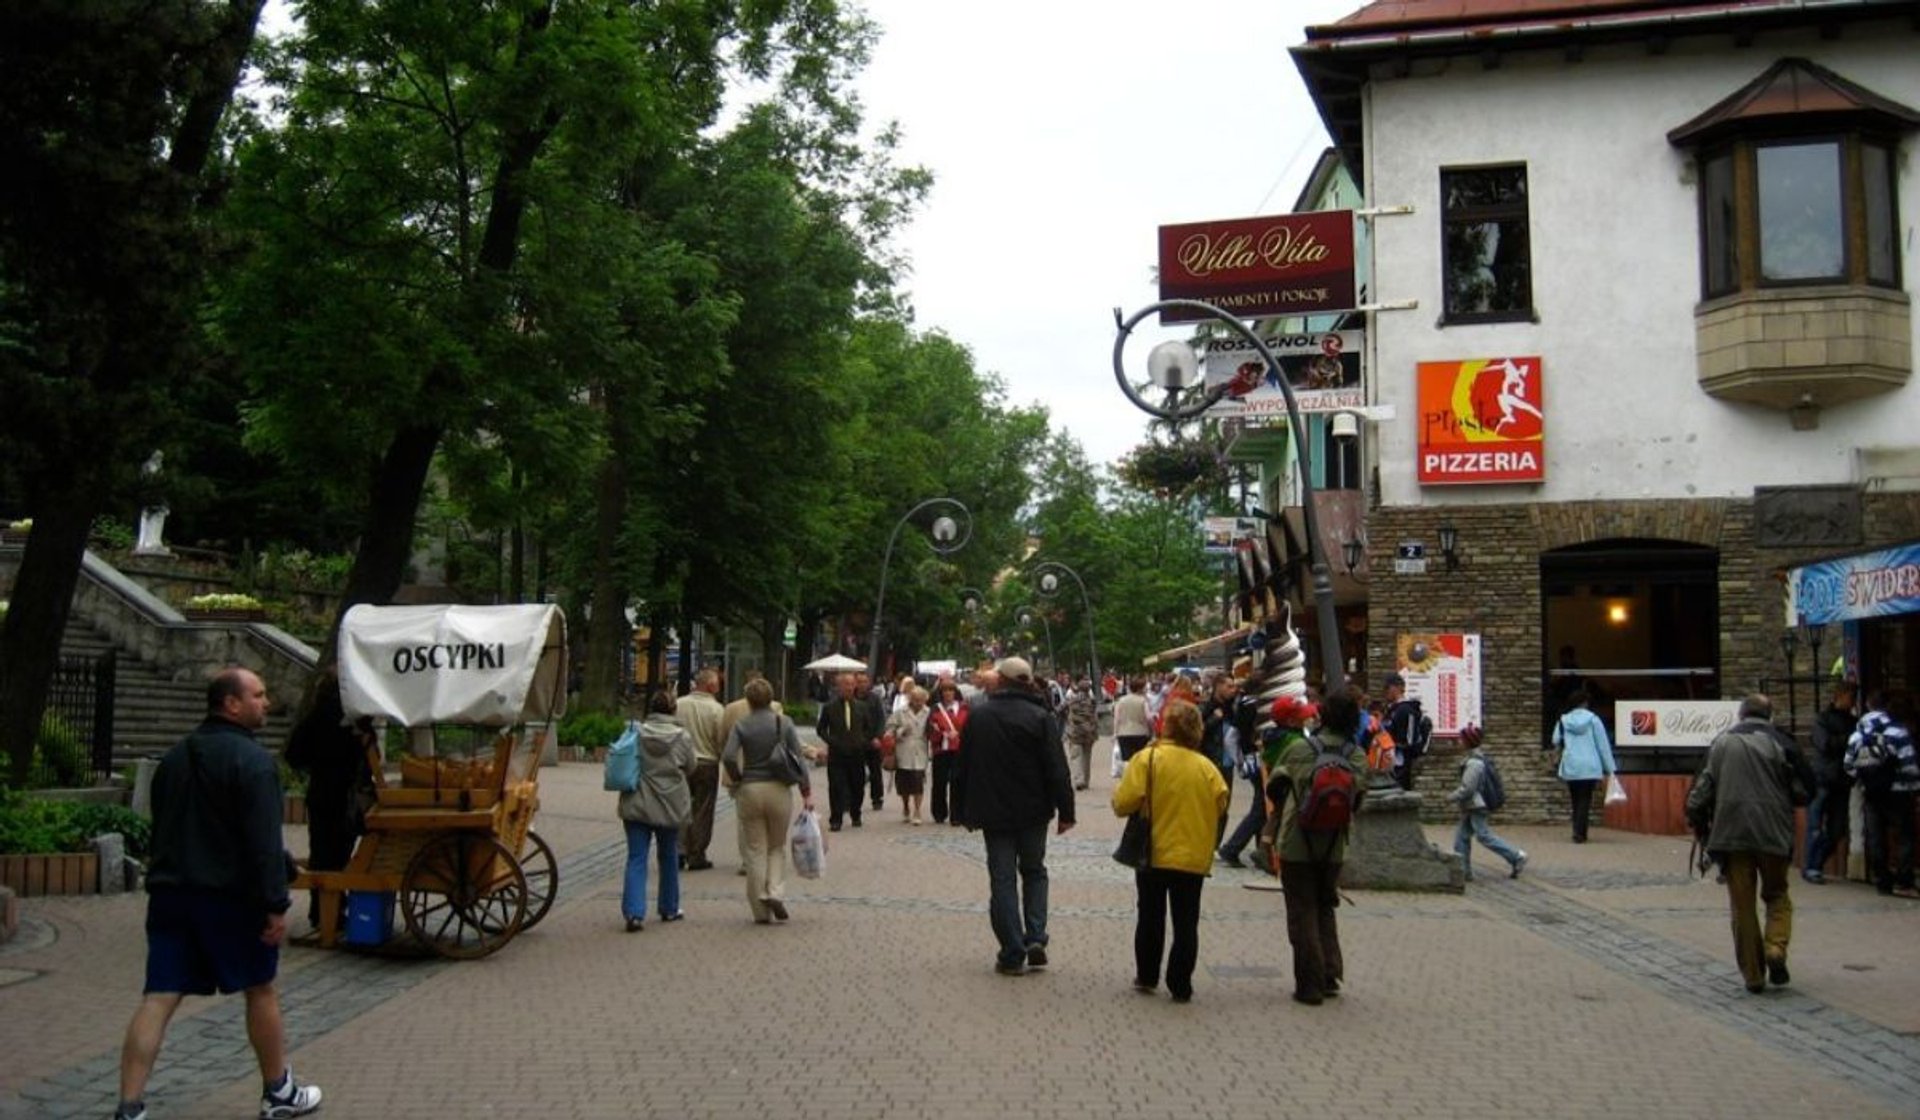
(60, 616, 296, 761)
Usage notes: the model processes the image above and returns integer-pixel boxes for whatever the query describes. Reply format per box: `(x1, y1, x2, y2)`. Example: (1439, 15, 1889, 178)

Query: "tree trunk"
(0, 489, 104, 785)
(319, 421, 443, 665)
(580, 425, 628, 714)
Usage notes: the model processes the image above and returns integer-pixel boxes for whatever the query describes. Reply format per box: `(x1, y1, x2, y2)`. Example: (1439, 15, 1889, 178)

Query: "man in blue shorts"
(115, 667, 322, 1120)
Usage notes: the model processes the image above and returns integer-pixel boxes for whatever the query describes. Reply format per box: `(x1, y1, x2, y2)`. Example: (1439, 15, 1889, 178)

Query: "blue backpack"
(603, 720, 642, 793)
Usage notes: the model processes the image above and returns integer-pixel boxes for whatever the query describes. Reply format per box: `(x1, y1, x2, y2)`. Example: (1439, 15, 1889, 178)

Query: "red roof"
(1309, 0, 1843, 40)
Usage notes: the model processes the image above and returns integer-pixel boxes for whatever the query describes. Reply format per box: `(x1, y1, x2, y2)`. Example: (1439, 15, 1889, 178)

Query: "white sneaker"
(260, 1069, 322, 1119)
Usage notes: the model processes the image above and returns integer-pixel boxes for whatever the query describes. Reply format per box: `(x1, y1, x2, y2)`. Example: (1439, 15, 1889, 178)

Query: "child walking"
(1449, 725, 1527, 881)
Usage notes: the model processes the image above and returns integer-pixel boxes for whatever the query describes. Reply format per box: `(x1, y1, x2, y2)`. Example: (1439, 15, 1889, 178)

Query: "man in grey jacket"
(1686, 694, 1815, 994)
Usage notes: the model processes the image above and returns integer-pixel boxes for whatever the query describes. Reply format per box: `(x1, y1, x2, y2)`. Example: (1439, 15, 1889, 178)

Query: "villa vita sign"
(1157, 211, 1356, 323)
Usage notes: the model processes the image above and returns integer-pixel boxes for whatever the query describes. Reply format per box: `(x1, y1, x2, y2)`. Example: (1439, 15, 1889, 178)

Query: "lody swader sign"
(1790, 541, 1920, 624)
(1417, 356, 1545, 485)
(1157, 211, 1356, 323)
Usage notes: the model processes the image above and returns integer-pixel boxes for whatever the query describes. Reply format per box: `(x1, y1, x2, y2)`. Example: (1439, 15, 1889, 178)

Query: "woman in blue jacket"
(1551, 689, 1617, 843)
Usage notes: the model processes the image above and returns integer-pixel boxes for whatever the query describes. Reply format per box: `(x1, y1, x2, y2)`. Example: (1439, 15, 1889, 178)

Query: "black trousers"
(827, 753, 867, 826)
(1134, 868, 1205, 998)
(1566, 778, 1599, 841)
(304, 794, 359, 927)
(865, 746, 886, 807)
(1864, 789, 1917, 891)
(1116, 735, 1150, 762)
(930, 753, 958, 823)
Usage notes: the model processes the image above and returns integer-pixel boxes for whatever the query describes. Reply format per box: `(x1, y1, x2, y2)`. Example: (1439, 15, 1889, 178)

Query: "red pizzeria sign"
(1157, 211, 1356, 323)
(1416, 356, 1545, 485)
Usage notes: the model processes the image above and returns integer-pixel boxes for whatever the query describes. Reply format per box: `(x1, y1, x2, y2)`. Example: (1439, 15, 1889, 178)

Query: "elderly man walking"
(1686, 694, 1815, 994)
(677, 668, 727, 871)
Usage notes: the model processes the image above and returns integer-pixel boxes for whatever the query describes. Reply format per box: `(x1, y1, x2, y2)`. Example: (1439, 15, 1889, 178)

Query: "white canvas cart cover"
(339, 604, 569, 727)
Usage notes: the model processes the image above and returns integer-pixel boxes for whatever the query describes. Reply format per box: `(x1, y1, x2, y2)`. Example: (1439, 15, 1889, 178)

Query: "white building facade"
(1293, 0, 1919, 823)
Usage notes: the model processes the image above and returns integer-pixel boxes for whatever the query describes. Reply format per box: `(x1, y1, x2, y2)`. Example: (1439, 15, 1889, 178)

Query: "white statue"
(132, 450, 171, 556)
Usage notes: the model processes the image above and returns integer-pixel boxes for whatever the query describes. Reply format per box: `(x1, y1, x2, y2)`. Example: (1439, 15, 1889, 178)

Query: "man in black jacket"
(1803, 679, 1857, 884)
(951, 658, 1077, 975)
(817, 672, 880, 831)
(115, 668, 321, 1120)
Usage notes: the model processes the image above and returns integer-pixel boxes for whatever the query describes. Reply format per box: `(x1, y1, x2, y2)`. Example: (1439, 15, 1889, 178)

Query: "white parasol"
(803, 652, 868, 672)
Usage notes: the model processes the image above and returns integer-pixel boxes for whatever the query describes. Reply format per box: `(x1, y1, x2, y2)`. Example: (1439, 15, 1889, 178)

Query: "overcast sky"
(850, 0, 1363, 469)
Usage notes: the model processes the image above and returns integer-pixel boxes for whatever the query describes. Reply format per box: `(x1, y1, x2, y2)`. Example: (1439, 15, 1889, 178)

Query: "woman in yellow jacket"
(1111, 698, 1230, 1002)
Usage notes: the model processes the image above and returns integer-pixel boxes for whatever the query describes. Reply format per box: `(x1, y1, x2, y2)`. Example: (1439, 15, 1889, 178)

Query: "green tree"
(0, 0, 266, 782)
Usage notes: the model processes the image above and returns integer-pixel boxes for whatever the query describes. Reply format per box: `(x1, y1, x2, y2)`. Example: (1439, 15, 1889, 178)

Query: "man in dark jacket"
(1686, 693, 1814, 995)
(115, 668, 321, 1120)
(952, 657, 1077, 975)
(817, 672, 880, 831)
(1803, 679, 1857, 883)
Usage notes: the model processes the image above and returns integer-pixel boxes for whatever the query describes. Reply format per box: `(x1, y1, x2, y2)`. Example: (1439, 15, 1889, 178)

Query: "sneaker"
(1216, 848, 1241, 867)
(1801, 869, 1825, 884)
(625, 916, 644, 933)
(1131, 980, 1157, 994)
(261, 1070, 321, 1119)
(114, 1104, 147, 1120)
(660, 912, 684, 922)
(851, 817, 863, 828)
(994, 960, 1027, 976)
(1511, 851, 1528, 879)
(1026, 945, 1048, 970)
(767, 899, 789, 922)
(1767, 957, 1790, 986)
(684, 859, 714, 871)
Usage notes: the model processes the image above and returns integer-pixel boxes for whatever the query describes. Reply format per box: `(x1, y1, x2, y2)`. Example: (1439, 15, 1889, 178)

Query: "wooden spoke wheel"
(400, 832, 527, 960)
(517, 830, 558, 931)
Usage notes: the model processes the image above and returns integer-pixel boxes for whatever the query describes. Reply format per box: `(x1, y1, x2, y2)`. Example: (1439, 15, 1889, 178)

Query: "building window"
(1695, 134, 1901, 298)
(1440, 164, 1532, 324)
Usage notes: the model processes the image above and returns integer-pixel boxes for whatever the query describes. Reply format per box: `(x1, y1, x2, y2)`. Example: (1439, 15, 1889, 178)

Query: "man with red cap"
(1244, 695, 1316, 875)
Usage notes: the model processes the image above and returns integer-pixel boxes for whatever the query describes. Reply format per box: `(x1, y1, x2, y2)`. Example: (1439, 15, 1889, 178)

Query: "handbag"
(775, 716, 810, 787)
(1112, 748, 1154, 869)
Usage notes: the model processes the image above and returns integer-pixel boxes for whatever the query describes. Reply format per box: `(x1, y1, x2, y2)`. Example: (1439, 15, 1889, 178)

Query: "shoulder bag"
(1111, 747, 1154, 869)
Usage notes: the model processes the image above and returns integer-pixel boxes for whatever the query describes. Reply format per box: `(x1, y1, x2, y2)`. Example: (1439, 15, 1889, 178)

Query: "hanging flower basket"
(1117, 441, 1227, 498)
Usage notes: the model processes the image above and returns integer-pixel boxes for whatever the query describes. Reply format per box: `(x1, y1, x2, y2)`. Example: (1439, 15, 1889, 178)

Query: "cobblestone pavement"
(4, 752, 1918, 1119)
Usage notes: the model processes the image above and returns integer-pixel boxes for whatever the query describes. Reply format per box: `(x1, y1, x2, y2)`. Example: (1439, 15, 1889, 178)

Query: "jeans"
(1566, 778, 1599, 841)
(1453, 810, 1523, 878)
(1721, 851, 1792, 988)
(1134, 868, 1204, 998)
(1220, 769, 1266, 859)
(1863, 789, 1917, 891)
(1804, 774, 1852, 874)
(621, 821, 681, 921)
(827, 753, 866, 826)
(983, 824, 1051, 967)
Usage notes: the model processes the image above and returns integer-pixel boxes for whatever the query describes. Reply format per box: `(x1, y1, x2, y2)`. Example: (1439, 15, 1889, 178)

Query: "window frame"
(1694, 130, 1903, 300)
(1439, 162, 1535, 326)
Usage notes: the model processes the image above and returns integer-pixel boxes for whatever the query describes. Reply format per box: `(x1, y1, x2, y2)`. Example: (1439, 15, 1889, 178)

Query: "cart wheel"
(518, 831, 558, 931)
(400, 832, 527, 960)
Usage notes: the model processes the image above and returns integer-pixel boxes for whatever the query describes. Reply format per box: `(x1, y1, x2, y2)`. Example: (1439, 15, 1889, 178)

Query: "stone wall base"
(1342, 790, 1464, 893)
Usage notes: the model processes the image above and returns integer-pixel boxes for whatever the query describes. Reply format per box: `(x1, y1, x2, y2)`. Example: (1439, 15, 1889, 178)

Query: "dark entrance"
(1541, 540, 1720, 768)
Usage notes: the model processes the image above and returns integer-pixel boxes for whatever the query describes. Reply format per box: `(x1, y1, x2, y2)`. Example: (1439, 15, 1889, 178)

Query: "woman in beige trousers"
(721, 679, 814, 923)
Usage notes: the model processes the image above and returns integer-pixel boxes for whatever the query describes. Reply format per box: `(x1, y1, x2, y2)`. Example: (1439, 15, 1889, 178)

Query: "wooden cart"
(295, 604, 567, 959)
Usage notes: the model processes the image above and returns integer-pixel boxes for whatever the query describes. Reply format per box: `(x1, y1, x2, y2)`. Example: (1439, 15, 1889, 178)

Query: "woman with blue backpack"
(1550, 689, 1617, 843)
(614, 689, 696, 931)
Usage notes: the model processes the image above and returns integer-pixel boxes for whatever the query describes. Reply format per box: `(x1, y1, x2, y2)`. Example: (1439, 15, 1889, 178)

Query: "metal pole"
(1111, 299, 1347, 696)
(1034, 561, 1101, 700)
(868, 497, 972, 677)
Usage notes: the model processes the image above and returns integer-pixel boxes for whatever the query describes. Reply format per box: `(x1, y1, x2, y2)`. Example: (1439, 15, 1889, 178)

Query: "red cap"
(1269, 695, 1316, 726)
(1460, 724, 1483, 749)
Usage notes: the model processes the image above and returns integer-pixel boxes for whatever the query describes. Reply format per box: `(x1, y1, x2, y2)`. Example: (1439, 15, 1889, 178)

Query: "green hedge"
(557, 708, 627, 749)
(0, 790, 151, 858)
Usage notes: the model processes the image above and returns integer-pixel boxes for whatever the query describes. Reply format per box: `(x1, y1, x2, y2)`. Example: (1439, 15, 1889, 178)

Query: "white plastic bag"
(1110, 742, 1124, 779)
(790, 808, 826, 880)
(1604, 774, 1628, 806)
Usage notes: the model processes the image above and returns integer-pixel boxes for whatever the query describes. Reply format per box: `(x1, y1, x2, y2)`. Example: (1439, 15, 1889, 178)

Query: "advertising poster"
(1416, 356, 1545, 485)
(1394, 632, 1482, 737)
(1201, 330, 1364, 419)
(1157, 210, 1356, 323)
(1613, 700, 1741, 748)
(1201, 516, 1258, 556)
(1789, 541, 1920, 624)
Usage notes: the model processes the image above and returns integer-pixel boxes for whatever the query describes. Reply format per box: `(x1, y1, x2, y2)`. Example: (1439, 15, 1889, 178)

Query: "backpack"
(1855, 727, 1898, 795)
(1388, 699, 1432, 762)
(1297, 739, 1360, 853)
(602, 720, 642, 793)
(1365, 724, 1399, 774)
(1476, 754, 1508, 812)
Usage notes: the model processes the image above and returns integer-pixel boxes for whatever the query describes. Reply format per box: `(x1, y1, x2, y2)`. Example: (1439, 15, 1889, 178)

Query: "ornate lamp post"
(1016, 606, 1056, 676)
(868, 497, 972, 677)
(1031, 560, 1099, 693)
(1112, 298, 1347, 695)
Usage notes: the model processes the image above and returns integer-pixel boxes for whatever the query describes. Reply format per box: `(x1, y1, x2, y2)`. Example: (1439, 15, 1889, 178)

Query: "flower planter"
(185, 608, 268, 623)
(0, 851, 100, 896)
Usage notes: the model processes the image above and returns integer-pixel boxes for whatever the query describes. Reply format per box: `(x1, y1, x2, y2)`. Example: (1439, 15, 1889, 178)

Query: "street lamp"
(1031, 560, 1099, 695)
(1016, 605, 1056, 677)
(1779, 629, 1800, 733)
(868, 497, 973, 678)
(1113, 298, 1347, 695)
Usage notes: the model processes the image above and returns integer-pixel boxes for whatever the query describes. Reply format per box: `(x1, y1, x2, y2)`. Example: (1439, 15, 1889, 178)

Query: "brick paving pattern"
(2, 757, 1913, 1118)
